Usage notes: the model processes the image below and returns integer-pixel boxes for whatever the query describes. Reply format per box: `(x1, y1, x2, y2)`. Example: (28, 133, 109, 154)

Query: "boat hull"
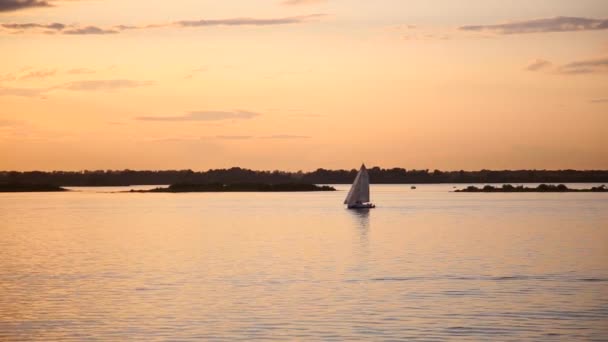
(347, 203, 376, 209)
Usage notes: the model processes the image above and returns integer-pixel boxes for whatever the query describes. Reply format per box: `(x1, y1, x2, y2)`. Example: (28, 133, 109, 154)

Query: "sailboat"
(344, 164, 376, 209)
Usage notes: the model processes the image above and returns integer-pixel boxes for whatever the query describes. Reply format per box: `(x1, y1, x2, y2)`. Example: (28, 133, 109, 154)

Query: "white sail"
(359, 167, 370, 203)
(344, 164, 370, 205)
(344, 171, 361, 205)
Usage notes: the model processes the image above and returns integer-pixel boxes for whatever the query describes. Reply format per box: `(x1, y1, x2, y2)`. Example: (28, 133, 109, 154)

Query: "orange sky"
(1, 0, 607, 171)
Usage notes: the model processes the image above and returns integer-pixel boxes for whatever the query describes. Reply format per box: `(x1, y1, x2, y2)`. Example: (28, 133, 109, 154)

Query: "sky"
(1, 0, 607, 171)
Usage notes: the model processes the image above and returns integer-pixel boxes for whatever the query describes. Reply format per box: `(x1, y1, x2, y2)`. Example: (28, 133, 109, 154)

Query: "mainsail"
(344, 164, 371, 205)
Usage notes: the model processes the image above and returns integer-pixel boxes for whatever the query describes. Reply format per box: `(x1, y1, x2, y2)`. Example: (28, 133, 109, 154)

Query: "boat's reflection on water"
(347, 208, 371, 271)
(348, 208, 370, 243)
(348, 208, 370, 228)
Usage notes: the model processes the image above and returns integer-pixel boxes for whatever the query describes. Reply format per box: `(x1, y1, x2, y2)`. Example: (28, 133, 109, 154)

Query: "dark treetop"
(1, 168, 608, 186)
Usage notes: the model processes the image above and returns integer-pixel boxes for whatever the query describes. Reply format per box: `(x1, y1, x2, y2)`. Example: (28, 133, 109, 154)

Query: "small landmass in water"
(0, 183, 68, 192)
(455, 184, 607, 193)
(129, 183, 336, 193)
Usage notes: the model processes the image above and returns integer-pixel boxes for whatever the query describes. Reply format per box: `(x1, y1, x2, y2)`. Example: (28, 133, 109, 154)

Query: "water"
(1, 184, 607, 341)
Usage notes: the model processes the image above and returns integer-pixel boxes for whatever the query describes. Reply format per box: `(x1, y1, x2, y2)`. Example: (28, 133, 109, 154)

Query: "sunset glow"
(2, 0, 607, 170)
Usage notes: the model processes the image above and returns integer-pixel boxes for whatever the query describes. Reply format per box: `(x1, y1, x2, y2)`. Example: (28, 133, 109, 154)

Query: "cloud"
(260, 134, 310, 139)
(590, 98, 608, 103)
(0, 86, 47, 97)
(214, 134, 310, 139)
(0, 67, 96, 83)
(0, 73, 16, 82)
(215, 135, 253, 140)
(19, 69, 57, 80)
(60, 79, 153, 91)
(281, 0, 326, 5)
(0, 79, 153, 97)
(136, 110, 261, 122)
(144, 136, 205, 143)
(174, 14, 323, 27)
(1, 22, 116, 35)
(459, 16, 608, 35)
(1, 14, 325, 35)
(66, 68, 95, 75)
(525, 59, 552, 71)
(2, 22, 64, 30)
(386, 24, 416, 31)
(557, 56, 608, 74)
(0, 0, 50, 13)
(62, 26, 119, 35)
(523, 56, 608, 75)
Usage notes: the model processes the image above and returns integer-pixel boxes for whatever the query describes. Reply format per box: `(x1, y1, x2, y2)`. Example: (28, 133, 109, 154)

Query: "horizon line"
(2, 167, 608, 173)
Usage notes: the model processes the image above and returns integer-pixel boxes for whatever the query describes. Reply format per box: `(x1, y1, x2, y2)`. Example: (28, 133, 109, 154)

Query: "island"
(129, 183, 336, 193)
(0, 183, 69, 192)
(455, 184, 608, 193)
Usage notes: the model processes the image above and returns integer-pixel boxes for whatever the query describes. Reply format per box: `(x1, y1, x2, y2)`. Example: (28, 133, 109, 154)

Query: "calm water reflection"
(1, 184, 607, 340)
(348, 208, 370, 244)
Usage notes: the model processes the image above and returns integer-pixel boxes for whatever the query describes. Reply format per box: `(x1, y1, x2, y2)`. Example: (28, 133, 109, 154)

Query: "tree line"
(1, 168, 607, 186)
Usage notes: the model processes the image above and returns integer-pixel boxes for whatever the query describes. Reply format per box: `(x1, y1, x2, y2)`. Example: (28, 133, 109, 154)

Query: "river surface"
(1, 184, 607, 341)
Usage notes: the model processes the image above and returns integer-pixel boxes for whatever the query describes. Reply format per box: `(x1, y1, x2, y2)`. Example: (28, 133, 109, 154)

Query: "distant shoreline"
(455, 184, 608, 193)
(2, 182, 608, 193)
(2, 168, 608, 186)
(0, 182, 336, 193)
(0, 183, 68, 192)
(128, 183, 336, 193)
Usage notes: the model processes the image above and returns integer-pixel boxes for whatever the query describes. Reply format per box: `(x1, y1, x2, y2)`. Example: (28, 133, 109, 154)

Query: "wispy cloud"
(525, 59, 552, 71)
(60, 79, 153, 91)
(557, 56, 608, 74)
(385, 24, 417, 31)
(136, 110, 261, 122)
(260, 134, 310, 139)
(590, 98, 608, 103)
(19, 69, 57, 80)
(0, 0, 50, 13)
(0, 86, 47, 98)
(0, 79, 153, 97)
(214, 134, 310, 139)
(174, 14, 323, 27)
(1, 14, 325, 35)
(1, 22, 64, 30)
(62, 26, 119, 35)
(459, 16, 608, 35)
(215, 135, 254, 140)
(0, 67, 96, 83)
(523, 56, 608, 75)
(0, 73, 16, 82)
(66, 68, 96, 75)
(281, 0, 326, 5)
(143, 136, 204, 143)
(1, 22, 117, 35)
